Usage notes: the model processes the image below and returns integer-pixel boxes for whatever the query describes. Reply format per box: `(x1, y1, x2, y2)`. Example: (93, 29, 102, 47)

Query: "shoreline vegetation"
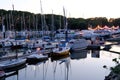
(105, 65, 120, 80)
(105, 57, 120, 80)
(0, 9, 120, 31)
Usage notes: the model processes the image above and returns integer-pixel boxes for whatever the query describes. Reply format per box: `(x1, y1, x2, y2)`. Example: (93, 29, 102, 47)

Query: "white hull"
(52, 47, 70, 54)
(68, 39, 88, 52)
(0, 59, 26, 69)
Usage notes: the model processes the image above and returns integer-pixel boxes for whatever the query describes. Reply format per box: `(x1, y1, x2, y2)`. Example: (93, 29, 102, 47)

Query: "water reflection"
(91, 50, 100, 58)
(52, 57, 71, 80)
(24, 61, 49, 80)
(70, 50, 88, 60)
(1, 64, 26, 80)
(0, 45, 119, 80)
(70, 50, 100, 60)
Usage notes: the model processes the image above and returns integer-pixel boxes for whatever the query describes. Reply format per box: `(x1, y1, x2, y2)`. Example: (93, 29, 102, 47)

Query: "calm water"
(1, 44, 120, 80)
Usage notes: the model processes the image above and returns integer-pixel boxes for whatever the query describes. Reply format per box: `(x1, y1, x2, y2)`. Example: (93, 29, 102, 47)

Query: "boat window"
(47, 42, 51, 45)
(70, 41, 74, 44)
(59, 48, 62, 51)
(36, 41, 39, 43)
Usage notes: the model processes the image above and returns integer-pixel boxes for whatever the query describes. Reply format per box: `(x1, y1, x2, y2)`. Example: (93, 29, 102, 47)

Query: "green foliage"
(110, 58, 120, 74)
(67, 18, 87, 30)
(0, 9, 120, 31)
(113, 18, 120, 26)
(110, 65, 120, 74)
(86, 17, 109, 28)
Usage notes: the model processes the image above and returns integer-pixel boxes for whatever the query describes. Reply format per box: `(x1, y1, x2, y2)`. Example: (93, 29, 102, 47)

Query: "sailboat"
(0, 4, 26, 70)
(0, 16, 13, 48)
(0, 58, 26, 70)
(26, 47, 48, 64)
(0, 48, 26, 70)
(50, 7, 70, 59)
(67, 38, 89, 52)
(9, 5, 27, 49)
(51, 45, 70, 59)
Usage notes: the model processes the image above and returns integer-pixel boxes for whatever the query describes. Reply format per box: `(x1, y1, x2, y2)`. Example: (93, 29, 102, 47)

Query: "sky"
(0, 0, 120, 19)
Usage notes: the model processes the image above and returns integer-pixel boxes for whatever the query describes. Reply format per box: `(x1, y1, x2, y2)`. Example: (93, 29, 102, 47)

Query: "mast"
(63, 7, 68, 42)
(6, 14, 9, 31)
(23, 13, 26, 31)
(1, 16, 5, 39)
(11, 4, 14, 31)
(51, 10, 54, 40)
(59, 15, 62, 29)
(63, 7, 67, 30)
(27, 15, 31, 39)
(12, 4, 16, 39)
(32, 14, 35, 39)
(9, 14, 11, 31)
(35, 15, 38, 38)
(40, 0, 44, 37)
(28, 15, 31, 31)
(40, 0, 48, 37)
(20, 14, 22, 31)
(11, 3, 18, 58)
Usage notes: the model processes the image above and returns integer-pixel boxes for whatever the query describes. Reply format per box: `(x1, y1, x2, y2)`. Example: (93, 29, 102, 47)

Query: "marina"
(0, 40, 119, 80)
(0, 0, 120, 79)
(0, 22, 120, 80)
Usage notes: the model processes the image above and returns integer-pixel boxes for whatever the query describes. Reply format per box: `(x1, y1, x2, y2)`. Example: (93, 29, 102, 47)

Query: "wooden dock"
(103, 50, 120, 54)
(86, 41, 120, 51)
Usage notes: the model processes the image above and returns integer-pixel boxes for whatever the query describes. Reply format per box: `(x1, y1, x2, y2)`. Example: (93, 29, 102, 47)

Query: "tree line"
(0, 9, 120, 31)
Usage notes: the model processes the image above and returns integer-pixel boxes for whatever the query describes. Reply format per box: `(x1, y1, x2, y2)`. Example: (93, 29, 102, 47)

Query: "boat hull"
(51, 54, 69, 61)
(70, 47, 87, 52)
(68, 39, 89, 52)
(4, 64, 26, 73)
(26, 54, 48, 64)
(87, 45, 101, 50)
(0, 59, 26, 70)
(27, 57, 48, 64)
(50, 50, 69, 59)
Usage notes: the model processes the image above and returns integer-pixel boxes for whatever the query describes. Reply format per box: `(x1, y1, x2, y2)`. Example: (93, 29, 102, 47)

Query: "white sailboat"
(67, 38, 89, 52)
(51, 46, 70, 58)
